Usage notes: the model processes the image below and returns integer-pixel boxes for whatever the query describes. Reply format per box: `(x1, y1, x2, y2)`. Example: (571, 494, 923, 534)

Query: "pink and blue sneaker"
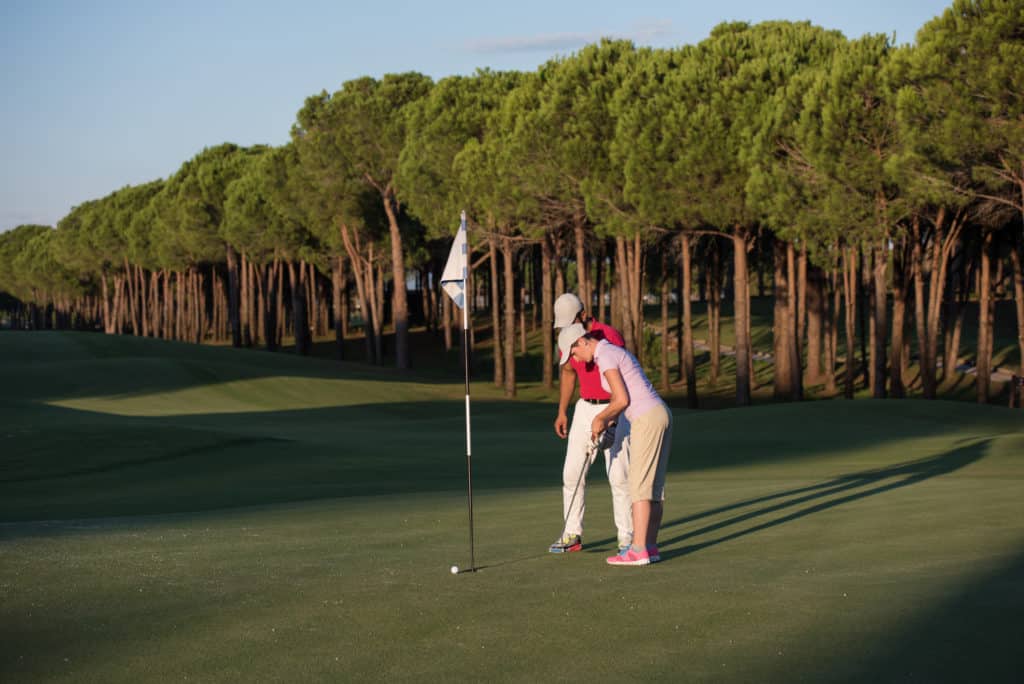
(606, 546, 650, 566)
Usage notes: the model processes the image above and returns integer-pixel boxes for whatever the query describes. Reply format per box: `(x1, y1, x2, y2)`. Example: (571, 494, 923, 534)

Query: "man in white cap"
(549, 292, 632, 553)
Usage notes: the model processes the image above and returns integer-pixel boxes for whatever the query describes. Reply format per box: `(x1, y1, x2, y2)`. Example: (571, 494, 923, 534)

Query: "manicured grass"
(2, 331, 1023, 681)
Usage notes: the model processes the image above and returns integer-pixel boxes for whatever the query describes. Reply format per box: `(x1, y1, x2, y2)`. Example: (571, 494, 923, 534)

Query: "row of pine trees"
(1, 0, 1023, 406)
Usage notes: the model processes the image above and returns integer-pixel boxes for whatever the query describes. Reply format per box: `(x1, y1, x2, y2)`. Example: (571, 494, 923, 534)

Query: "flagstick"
(463, 291, 475, 572)
(441, 210, 475, 574)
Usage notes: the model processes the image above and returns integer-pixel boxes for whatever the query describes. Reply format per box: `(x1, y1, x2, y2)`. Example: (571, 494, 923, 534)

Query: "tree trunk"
(287, 261, 310, 356)
(660, 249, 670, 394)
(531, 247, 541, 330)
(519, 283, 527, 355)
(372, 260, 385, 364)
(825, 266, 839, 394)
(100, 273, 112, 334)
(872, 242, 888, 399)
(140, 266, 151, 338)
(554, 255, 565, 301)
(249, 259, 261, 347)
(176, 270, 184, 341)
(331, 255, 345, 360)
(911, 217, 934, 398)
(429, 268, 440, 333)
(186, 271, 195, 341)
(977, 231, 994, 403)
(1019, 177, 1024, 376)
(149, 271, 160, 338)
(226, 244, 242, 347)
(1010, 237, 1024, 376)
(211, 268, 220, 340)
(948, 302, 966, 381)
(890, 241, 907, 399)
(681, 233, 697, 408)
(248, 262, 260, 348)
(340, 224, 377, 364)
(123, 257, 138, 336)
(797, 247, 808, 384)
(304, 261, 316, 339)
(520, 250, 528, 352)
(542, 233, 554, 389)
(928, 208, 962, 385)
(340, 265, 350, 341)
(732, 229, 752, 406)
(466, 241, 476, 351)
(614, 235, 635, 352)
(788, 241, 803, 400)
(862, 249, 875, 393)
(112, 275, 125, 335)
(502, 235, 516, 398)
(422, 268, 434, 332)
(163, 272, 173, 340)
(843, 247, 858, 399)
(263, 262, 278, 351)
(709, 239, 721, 385)
(241, 253, 253, 347)
(574, 210, 590, 311)
(489, 237, 503, 388)
(746, 248, 756, 390)
(892, 282, 909, 397)
(676, 247, 684, 382)
(192, 269, 202, 344)
(123, 274, 132, 336)
(945, 244, 970, 382)
(773, 239, 793, 400)
(806, 265, 824, 384)
(608, 241, 621, 332)
(631, 232, 644, 359)
(381, 189, 410, 369)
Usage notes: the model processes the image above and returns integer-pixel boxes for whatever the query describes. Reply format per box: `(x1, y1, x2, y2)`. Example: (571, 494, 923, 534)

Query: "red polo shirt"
(563, 320, 625, 400)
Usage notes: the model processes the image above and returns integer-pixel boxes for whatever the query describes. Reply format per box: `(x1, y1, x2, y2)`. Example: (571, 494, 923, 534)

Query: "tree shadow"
(1, 329, 498, 406)
(845, 543, 1024, 682)
(655, 440, 988, 562)
(5, 389, 1015, 528)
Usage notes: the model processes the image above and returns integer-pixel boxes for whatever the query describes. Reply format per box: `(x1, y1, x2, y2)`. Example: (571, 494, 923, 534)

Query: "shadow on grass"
(848, 544, 1024, 681)
(655, 440, 988, 562)
(4, 392, 1018, 527)
(1, 329, 497, 406)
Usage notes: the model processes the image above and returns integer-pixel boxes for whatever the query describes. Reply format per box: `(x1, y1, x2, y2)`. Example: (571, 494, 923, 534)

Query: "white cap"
(553, 293, 583, 328)
(557, 323, 587, 366)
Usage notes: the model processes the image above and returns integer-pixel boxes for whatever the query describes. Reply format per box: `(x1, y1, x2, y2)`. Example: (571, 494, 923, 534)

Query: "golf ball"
(450, 565, 459, 575)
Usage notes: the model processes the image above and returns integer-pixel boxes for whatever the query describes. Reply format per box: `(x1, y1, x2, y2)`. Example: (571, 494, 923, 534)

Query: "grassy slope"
(2, 331, 1023, 682)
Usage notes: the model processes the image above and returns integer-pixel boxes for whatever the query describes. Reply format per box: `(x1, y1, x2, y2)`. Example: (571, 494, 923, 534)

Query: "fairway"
(2, 332, 1023, 682)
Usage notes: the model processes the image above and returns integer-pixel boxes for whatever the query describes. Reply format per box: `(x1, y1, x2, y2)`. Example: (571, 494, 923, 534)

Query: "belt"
(582, 398, 610, 405)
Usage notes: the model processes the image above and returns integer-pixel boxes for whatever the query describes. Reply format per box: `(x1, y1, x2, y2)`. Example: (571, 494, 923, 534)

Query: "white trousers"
(562, 398, 632, 547)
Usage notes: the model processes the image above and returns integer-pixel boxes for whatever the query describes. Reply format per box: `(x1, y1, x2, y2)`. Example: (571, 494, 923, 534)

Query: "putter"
(550, 424, 616, 553)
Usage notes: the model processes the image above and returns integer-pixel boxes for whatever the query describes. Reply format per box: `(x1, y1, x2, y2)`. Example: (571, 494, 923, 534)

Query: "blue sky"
(1, 0, 952, 233)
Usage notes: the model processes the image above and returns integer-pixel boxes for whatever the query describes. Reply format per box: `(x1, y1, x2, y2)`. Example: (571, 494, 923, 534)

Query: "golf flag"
(441, 211, 468, 309)
(442, 211, 475, 573)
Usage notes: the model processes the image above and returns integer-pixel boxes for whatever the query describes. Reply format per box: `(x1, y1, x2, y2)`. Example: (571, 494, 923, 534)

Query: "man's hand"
(591, 415, 609, 442)
(555, 356, 577, 439)
(554, 412, 569, 439)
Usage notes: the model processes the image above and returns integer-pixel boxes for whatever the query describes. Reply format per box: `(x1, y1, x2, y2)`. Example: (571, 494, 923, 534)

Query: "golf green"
(2, 332, 1022, 681)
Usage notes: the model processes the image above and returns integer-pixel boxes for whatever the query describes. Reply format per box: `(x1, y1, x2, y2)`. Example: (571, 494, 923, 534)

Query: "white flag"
(441, 211, 468, 309)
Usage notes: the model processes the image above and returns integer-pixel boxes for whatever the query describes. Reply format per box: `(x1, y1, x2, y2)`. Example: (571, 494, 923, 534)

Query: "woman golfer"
(557, 323, 672, 566)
